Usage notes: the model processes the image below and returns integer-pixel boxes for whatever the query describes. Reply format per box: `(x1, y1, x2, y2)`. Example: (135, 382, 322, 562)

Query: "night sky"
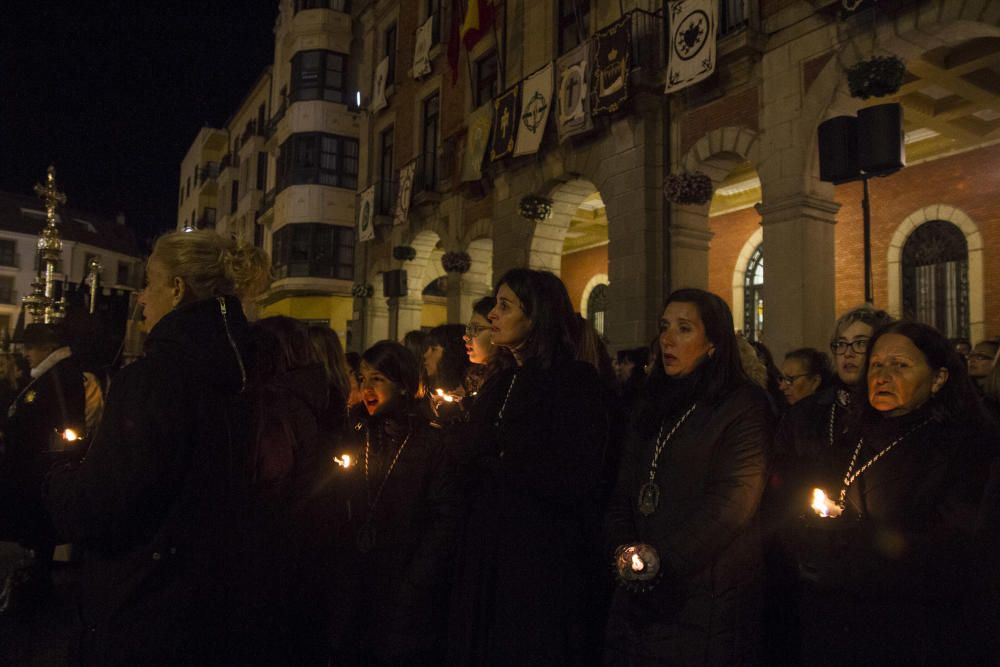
(1, 1, 279, 247)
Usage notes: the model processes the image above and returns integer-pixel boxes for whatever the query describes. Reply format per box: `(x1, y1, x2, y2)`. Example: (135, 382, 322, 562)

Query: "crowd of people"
(0, 228, 997, 665)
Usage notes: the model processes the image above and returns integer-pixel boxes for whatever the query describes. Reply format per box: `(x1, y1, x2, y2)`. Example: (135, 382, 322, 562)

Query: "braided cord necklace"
(637, 403, 697, 516)
(356, 421, 412, 553)
(836, 419, 929, 508)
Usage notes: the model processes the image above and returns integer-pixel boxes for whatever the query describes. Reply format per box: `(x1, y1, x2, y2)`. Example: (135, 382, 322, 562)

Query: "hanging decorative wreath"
(392, 245, 417, 261)
(519, 195, 553, 221)
(846, 55, 906, 100)
(441, 251, 472, 274)
(663, 171, 714, 205)
(351, 283, 374, 298)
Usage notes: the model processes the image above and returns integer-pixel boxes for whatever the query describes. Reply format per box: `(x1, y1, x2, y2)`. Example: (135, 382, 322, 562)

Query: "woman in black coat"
(43, 230, 270, 665)
(605, 288, 772, 665)
(797, 321, 1000, 664)
(448, 268, 612, 665)
(329, 340, 462, 665)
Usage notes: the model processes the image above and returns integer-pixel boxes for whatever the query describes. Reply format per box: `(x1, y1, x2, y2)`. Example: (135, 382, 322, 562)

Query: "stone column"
(758, 194, 840, 358)
(396, 295, 424, 338)
(365, 296, 389, 346)
(669, 204, 714, 290)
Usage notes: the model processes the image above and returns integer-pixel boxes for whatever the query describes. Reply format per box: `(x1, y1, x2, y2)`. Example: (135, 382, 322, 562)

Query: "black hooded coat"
(44, 297, 260, 665)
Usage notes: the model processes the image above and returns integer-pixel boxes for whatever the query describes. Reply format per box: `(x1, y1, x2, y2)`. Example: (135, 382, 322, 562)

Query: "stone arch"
(887, 204, 984, 341)
(678, 126, 762, 289)
(403, 228, 442, 293)
(731, 227, 764, 334)
(528, 178, 601, 274)
(681, 126, 761, 176)
(580, 273, 610, 319)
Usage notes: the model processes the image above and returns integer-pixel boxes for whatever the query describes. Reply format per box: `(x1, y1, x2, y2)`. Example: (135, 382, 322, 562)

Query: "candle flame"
(630, 552, 645, 573)
(62, 428, 79, 442)
(334, 454, 353, 469)
(434, 388, 456, 403)
(811, 488, 843, 518)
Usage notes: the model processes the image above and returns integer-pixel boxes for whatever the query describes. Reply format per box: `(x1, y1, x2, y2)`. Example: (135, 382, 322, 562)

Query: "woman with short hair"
(44, 230, 270, 664)
(780, 347, 833, 407)
(605, 288, 772, 665)
(449, 268, 612, 665)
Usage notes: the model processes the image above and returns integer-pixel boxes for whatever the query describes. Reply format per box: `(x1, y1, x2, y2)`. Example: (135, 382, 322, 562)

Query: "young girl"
(330, 341, 462, 665)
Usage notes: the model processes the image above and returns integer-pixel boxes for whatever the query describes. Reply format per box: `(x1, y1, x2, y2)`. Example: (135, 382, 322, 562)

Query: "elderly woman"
(449, 269, 611, 665)
(779, 347, 833, 407)
(605, 288, 772, 665)
(44, 230, 270, 664)
(798, 321, 999, 663)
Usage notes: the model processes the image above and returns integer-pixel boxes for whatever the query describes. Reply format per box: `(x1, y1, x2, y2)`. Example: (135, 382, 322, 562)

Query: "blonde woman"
(45, 230, 270, 664)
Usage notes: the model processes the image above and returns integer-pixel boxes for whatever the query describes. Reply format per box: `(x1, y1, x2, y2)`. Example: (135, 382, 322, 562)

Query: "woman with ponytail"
(45, 230, 271, 664)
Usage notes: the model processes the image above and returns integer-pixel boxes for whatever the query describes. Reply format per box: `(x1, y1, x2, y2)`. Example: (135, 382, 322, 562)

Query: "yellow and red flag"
(448, 0, 493, 82)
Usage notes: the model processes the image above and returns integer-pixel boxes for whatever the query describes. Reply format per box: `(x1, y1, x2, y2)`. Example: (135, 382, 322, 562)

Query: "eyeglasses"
(778, 373, 812, 385)
(830, 338, 869, 355)
(465, 324, 490, 337)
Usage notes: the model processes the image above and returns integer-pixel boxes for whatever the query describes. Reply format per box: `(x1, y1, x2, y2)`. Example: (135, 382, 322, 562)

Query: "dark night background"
(0, 2, 279, 248)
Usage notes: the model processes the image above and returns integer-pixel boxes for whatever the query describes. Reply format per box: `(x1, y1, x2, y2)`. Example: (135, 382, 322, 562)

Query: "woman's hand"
(615, 543, 660, 583)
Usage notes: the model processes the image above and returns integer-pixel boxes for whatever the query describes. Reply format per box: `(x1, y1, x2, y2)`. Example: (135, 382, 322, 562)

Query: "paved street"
(0, 542, 77, 666)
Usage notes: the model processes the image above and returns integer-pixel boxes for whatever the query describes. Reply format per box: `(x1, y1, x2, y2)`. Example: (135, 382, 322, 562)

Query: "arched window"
(587, 283, 609, 336)
(902, 220, 969, 338)
(743, 244, 764, 342)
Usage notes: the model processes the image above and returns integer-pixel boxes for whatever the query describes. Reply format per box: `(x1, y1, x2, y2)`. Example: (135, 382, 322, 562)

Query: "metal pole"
(862, 176, 873, 305)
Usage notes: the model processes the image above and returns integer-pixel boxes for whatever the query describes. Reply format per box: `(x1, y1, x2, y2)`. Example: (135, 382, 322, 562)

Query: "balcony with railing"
(412, 153, 441, 210)
(373, 179, 397, 223)
(256, 188, 277, 222)
(196, 208, 217, 230)
(628, 8, 666, 89)
(196, 162, 221, 186)
(719, 0, 750, 37)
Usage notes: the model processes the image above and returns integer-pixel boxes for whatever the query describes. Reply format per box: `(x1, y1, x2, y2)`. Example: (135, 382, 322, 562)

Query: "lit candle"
(811, 488, 843, 518)
(62, 428, 79, 442)
(630, 552, 646, 573)
(434, 388, 457, 403)
(334, 454, 353, 469)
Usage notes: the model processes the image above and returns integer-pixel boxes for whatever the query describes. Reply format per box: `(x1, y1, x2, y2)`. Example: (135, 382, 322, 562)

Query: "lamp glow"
(62, 428, 79, 442)
(334, 454, 353, 469)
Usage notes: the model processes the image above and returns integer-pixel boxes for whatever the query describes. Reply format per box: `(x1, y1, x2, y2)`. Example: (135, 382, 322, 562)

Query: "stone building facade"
(353, 0, 1000, 356)
(180, 0, 1000, 356)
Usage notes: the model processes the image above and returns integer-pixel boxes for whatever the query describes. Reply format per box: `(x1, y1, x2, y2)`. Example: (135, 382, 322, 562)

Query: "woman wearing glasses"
(779, 348, 832, 407)
(765, 306, 893, 660)
(462, 296, 501, 397)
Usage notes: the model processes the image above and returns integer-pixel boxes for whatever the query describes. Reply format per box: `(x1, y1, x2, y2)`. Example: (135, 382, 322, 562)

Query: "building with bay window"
(177, 0, 359, 336)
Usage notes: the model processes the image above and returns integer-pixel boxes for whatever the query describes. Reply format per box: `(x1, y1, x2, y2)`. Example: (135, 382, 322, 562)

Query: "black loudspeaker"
(383, 269, 408, 297)
(818, 115, 860, 184)
(857, 103, 905, 176)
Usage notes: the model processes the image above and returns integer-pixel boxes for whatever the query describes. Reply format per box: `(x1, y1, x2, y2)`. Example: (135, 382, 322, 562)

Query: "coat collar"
(30, 346, 72, 379)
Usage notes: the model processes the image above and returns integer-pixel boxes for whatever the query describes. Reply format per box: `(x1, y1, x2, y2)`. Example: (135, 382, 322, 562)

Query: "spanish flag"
(449, 0, 493, 81)
(460, 0, 493, 51)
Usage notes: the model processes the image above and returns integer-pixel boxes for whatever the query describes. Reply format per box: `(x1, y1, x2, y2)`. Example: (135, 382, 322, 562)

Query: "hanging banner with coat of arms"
(513, 63, 554, 157)
(490, 84, 521, 162)
(664, 0, 717, 93)
(462, 103, 494, 182)
(413, 15, 434, 79)
(393, 160, 416, 226)
(358, 185, 375, 241)
(372, 56, 390, 112)
(592, 16, 631, 115)
(556, 41, 593, 142)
